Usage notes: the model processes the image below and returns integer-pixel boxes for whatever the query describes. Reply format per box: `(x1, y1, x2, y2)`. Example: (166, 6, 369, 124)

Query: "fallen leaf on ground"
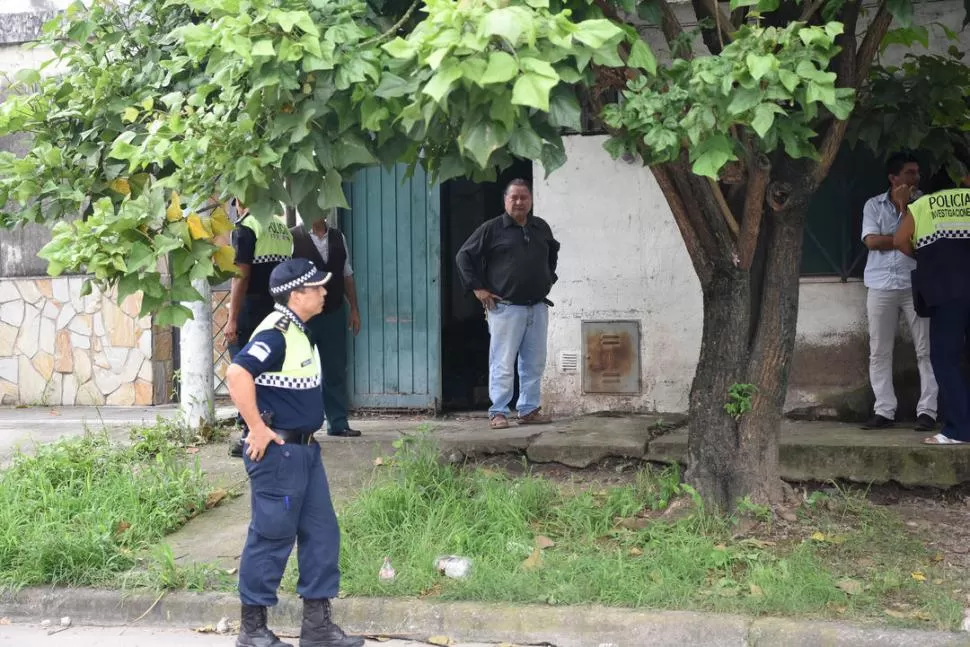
(521, 547, 542, 571)
(185, 447, 200, 454)
(749, 584, 764, 597)
(535, 535, 555, 550)
(206, 489, 228, 509)
(837, 578, 863, 595)
(931, 553, 944, 562)
(114, 520, 131, 536)
(373, 457, 384, 466)
(911, 571, 927, 582)
(810, 531, 826, 542)
(628, 547, 644, 557)
(193, 625, 217, 634)
(427, 636, 452, 646)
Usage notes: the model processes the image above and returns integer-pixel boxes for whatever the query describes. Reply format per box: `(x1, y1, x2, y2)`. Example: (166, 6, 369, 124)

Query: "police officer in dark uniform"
(227, 205, 294, 458)
(894, 173, 970, 446)
(226, 258, 363, 647)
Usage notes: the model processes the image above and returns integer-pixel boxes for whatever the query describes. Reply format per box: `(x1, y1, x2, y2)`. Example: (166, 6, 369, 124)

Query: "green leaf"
(778, 69, 799, 93)
(127, 242, 156, 273)
(376, 72, 417, 98)
(509, 125, 544, 160)
(156, 304, 193, 327)
(573, 19, 624, 48)
(460, 120, 509, 168)
(252, 40, 276, 57)
(333, 135, 376, 168)
(637, 0, 663, 24)
(729, 0, 759, 9)
(690, 134, 735, 178)
(727, 87, 763, 115)
(746, 53, 775, 81)
(540, 142, 567, 177)
(751, 103, 784, 138)
(887, 0, 914, 27)
(481, 7, 529, 45)
(122, 107, 139, 123)
(512, 73, 559, 111)
(383, 37, 416, 59)
(479, 51, 518, 85)
(422, 63, 463, 104)
(319, 170, 349, 209)
(548, 87, 582, 131)
(627, 39, 657, 75)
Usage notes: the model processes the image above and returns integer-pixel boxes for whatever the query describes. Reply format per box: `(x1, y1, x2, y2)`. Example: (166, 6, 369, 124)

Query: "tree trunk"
(686, 197, 810, 511)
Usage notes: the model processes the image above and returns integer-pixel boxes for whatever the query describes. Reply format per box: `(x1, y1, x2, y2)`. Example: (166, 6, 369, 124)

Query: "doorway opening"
(439, 160, 534, 412)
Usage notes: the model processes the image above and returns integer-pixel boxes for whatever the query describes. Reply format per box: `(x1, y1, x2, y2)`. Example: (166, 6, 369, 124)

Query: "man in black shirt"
(456, 179, 560, 429)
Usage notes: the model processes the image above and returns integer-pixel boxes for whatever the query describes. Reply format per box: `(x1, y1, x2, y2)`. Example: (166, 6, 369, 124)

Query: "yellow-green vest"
(909, 188, 970, 249)
(250, 310, 321, 390)
(241, 214, 294, 264)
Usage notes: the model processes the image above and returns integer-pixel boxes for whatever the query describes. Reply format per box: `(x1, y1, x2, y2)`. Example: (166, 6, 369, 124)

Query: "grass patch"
(332, 434, 965, 630)
(0, 427, 212, 589)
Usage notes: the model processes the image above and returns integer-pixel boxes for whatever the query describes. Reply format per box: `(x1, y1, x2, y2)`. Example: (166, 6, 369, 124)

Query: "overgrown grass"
(0, 428, 211, 589)
(332, 434, 965, 629)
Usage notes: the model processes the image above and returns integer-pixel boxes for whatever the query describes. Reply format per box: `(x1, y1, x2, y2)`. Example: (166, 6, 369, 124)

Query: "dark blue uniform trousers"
(239, 442, 341, 606)
(929, 297, 970, 442)
(307, 303, 350, 433)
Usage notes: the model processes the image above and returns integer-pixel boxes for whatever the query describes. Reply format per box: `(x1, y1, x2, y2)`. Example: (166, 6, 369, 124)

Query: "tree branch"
(657, 0, 689, 57)
(814, 1, 891, 184)
(855, 2, 892, 85)
(799, 0, 827, 22)
(692, 0, 736, 54)
(709, 177, 739, 238)
(738, 152, 770, 269)
(652, 164, 713, 286)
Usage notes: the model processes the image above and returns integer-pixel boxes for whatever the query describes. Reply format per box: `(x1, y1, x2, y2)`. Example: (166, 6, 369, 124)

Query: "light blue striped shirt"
(861, 190, 918, 290)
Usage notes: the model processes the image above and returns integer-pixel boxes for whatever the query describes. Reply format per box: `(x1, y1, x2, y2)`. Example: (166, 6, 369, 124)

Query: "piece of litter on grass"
(749, 584, 764, 597)
(427, 635, 452, 646)
(226, 567, 238, 575)
(912, 571, 927, 582)
(379, 556, 396, 581)
(628, 547, 644, 557)
(60, 617, 71, 627)
(373, 457, 384, 466)
(960, 609, 970, 632)
(216, 618, 231, 634)
(40, 619, 51, 628)
(193, 625, 216, 634)
(535, 535, 555, 550)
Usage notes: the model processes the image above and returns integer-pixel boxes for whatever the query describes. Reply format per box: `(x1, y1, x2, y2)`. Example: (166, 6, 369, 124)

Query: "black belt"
(500, 298, 555, 307)
(243, 428, 317, 444)
(275, 429, 317, 445)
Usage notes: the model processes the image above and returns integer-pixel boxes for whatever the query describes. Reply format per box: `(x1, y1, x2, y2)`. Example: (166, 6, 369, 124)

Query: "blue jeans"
(239, 442, 341, 606)
(929, 298, 970, 442)
(487, 302, 549, 418)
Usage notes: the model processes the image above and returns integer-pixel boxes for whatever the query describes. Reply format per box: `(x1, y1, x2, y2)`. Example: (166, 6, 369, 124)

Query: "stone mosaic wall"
(0, 276, 164, 406)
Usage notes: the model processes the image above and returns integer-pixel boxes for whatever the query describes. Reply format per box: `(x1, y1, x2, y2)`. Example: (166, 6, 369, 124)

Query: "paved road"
(0, 624, 495, 646)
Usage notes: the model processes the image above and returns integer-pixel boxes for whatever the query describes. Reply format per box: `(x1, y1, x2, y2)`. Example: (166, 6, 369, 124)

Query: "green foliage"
(602, 22, 853, 177)
(849, 50, 970, 181)
(0, 431, 211, 589)
(725, 383, 758, 420)
(0, 0, 632, 313)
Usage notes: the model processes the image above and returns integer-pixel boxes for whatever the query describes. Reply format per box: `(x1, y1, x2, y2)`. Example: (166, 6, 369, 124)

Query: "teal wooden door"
(341, 165, 441, 410)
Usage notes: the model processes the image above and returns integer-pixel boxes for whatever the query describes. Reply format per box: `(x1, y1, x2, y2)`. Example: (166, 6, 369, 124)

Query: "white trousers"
(867, 288, 938, 419)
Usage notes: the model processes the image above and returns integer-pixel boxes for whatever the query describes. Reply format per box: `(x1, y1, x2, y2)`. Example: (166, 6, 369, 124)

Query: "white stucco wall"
(535, 136, 914, 417)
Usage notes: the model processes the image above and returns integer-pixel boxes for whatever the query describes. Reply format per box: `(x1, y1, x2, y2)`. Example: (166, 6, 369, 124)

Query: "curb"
(2, 588, 969, 647)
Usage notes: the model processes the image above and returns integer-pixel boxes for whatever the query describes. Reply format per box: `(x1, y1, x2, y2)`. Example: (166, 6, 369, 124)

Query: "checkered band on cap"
(254, 254, 290, 264)
(254, 374, 322, 389)
(270, 267, 319, 295)
(916, 228, 970, 249)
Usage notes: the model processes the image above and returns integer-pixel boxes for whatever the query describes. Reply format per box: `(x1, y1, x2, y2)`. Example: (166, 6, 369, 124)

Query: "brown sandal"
(489, 414, 509, 429)
(517, 407, 552, 425)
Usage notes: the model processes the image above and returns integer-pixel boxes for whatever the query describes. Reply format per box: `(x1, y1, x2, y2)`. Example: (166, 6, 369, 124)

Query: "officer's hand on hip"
(245, 423, 283, 462)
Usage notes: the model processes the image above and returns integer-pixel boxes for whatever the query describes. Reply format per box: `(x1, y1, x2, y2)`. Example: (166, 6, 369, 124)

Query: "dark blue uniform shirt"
(231, 318, 326, 433)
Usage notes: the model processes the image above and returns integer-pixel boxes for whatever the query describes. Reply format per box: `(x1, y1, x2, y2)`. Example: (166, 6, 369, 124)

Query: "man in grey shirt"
(860, 152, 938, 431)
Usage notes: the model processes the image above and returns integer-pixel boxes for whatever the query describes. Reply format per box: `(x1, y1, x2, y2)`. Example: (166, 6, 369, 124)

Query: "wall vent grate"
(559, 351, 579, 373)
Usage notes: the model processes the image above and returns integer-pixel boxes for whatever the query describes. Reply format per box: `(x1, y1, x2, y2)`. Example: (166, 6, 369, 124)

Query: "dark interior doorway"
(440, 160, 534, 411)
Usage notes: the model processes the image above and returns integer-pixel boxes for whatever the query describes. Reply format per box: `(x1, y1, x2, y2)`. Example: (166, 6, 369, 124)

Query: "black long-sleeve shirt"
(455, 213, 560, 305)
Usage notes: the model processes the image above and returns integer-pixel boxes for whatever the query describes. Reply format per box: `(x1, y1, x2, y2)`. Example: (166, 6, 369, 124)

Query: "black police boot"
(299, 599, 364, 647)
(237, 604, 292, 647)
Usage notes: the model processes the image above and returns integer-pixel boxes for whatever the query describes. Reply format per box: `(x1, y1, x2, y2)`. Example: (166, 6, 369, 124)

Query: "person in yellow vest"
(226, 258, 364, 647)
(227, 202, 294, 457)
(894, 174, 970, 445)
